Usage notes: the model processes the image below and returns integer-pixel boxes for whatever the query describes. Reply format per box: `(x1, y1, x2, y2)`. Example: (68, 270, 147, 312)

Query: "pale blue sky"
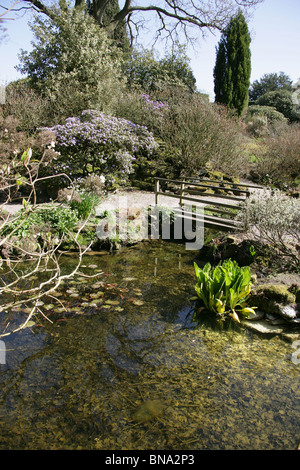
(1, 0, 299, 100)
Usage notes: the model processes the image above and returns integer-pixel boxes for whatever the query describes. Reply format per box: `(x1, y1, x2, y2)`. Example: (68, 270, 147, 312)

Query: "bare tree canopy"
(1, 0, 264, 44)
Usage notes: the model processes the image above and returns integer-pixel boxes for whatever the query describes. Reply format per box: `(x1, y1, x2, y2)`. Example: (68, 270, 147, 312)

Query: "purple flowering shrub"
(141, 94, 169, 118)
(41, 109, 158, 186)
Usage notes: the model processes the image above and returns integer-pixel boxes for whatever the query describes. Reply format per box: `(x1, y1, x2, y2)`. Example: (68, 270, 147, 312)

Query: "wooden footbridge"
(154, 176, 263, 232)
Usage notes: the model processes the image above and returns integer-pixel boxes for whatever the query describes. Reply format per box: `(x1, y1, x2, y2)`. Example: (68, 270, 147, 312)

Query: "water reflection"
(0, 241, 299, 450)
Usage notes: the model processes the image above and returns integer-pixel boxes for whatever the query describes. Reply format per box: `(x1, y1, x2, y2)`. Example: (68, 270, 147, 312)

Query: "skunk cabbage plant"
(194, 259, 256, 322)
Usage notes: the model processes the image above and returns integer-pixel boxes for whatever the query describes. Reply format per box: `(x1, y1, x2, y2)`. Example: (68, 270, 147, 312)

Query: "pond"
(0, 240, 299, 450)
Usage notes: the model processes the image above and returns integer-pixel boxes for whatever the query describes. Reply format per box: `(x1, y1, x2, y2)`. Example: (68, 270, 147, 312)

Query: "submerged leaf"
(132, 299, 144, 306)
(24, 320, 36, 328)
(105, 299, 120, 305)
(115, 306, 124, 312)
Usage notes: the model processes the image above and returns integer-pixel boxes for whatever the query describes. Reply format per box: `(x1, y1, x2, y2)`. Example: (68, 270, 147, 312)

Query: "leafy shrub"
(246, 105, 287, 124)
(249, 72, 293, 102)
(117, 87, 244, 180)
(194, 259, 255, 322)
(256, 90, 300, 122)
(17, 8, 126, 117)
(238, 190, 300, 270)
(114, 88, 170, 139)
(123, 45, 196, 93)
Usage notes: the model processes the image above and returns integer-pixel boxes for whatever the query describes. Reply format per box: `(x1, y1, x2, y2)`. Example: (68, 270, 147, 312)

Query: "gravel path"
(95, 189, 183, 214)
(2, 181, 264, 216)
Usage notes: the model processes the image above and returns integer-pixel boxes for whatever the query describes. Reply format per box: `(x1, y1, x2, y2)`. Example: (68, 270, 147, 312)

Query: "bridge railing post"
(154, 178, 160, 205)
(179, 182, 185, 207)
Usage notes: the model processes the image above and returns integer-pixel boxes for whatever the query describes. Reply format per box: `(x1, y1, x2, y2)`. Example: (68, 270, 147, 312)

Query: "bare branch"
(111, 0, 264, 44)
(3, 0, 263, 43)
(0, 126, 103, 338)
(15, 0, 56, 18)
(0, 0, 20, 17)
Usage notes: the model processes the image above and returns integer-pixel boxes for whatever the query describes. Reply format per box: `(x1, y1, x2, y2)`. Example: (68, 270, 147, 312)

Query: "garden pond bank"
(0, 240, 299, 450)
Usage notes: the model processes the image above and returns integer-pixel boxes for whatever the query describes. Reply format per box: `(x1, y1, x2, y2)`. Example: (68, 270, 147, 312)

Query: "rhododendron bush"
(41, 109, 158, 187)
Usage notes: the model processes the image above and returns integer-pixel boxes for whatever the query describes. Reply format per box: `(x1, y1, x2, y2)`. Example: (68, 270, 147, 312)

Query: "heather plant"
(237, 189, 300, 270)
(2, 80, 54, 133)
(255, 123, 300, 186)
(159, 94, 246, 176)
(41, 109, 158, 187)
(0, 115, 58, 201)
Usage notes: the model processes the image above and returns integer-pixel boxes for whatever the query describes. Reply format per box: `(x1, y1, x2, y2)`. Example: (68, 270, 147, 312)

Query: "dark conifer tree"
(213, 9, 251, 117)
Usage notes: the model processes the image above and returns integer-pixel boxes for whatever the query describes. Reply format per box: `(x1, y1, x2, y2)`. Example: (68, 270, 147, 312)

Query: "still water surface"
(0, 241, 299, 450)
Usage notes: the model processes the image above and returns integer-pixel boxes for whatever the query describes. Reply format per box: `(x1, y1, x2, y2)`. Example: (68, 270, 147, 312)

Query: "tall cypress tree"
(213, 10, 251, 117)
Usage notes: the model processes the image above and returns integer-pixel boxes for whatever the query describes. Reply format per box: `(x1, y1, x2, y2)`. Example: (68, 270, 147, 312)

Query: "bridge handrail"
(153, 176, 257, 209)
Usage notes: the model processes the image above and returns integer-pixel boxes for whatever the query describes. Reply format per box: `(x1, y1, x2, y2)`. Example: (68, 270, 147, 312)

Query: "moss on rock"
(255, 284, 296, 304)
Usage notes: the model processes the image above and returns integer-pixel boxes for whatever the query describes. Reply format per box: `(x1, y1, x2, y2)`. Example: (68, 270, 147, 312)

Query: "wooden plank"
(204, 206, 237, 217)
(154, 176, 253, 192)
(183, 183, 249, 195)
(173, 212, 241, 231)
(156, 191, 242, 210)
(181, 188, 247, 201)
(182, 177, 264, 189)
(173, 209, 241, 228)
(153, 176, 253, 232)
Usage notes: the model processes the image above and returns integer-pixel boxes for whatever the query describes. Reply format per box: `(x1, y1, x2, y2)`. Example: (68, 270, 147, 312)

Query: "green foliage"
(246, 105, 287, 124)
(124, 45, 196, 94)
(213, 9, 251, 117)
(1, 204, 79, 239)
(69, 192, 101, 220)
(17, 7, 126, 116)
(256, 89, 300, 122)
(249, 72, 293, 102)
(244, 105, 288, 137)
(194, 259, 254, 322)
